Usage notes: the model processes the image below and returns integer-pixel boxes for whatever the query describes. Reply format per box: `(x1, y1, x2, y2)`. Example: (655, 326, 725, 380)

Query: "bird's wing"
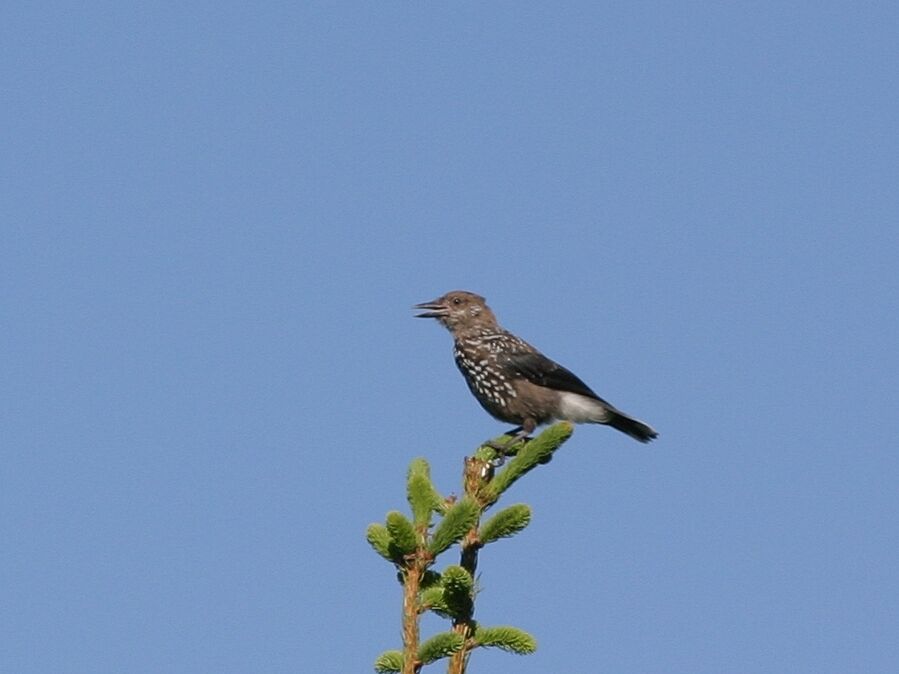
(506, 351, 610, 403)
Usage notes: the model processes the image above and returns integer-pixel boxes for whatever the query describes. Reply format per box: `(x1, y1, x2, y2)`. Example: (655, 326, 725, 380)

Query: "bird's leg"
(484, 420, 536, 464)
(485, 426, 522, 451)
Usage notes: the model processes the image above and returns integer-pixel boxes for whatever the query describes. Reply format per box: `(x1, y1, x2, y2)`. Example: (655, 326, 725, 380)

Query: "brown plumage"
(414, 290, 657, 443)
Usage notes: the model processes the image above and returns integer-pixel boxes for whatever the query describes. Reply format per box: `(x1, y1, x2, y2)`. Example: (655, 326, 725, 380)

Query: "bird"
(414, 290, 657, 445)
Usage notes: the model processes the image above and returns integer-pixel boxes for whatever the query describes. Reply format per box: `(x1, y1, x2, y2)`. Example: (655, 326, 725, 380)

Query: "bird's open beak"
(413, 300, 447, 318)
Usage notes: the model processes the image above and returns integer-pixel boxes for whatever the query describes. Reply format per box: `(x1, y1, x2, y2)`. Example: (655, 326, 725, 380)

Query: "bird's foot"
(484, 431, 532, 465)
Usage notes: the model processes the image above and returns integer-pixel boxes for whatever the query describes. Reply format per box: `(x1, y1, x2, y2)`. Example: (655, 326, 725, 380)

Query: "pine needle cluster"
(366, 423, 573, 674)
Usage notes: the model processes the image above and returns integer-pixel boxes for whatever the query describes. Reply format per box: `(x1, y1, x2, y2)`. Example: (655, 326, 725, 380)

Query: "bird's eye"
(452, 297, 462, 305)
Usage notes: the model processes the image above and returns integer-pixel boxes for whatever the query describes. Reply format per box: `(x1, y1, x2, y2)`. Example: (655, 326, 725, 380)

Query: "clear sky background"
(2, 3, 897, 673)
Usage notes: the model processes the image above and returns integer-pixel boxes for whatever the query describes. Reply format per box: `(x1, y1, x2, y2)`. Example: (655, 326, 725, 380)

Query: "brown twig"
(402, 556, 424, 674)
(446, 456, 491, 674)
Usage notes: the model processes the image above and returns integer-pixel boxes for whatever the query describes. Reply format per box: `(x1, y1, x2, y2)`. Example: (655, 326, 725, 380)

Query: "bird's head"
(414, 290, 498, 334)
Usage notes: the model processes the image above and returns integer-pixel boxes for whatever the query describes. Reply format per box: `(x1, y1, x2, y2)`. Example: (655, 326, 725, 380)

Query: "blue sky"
(2, 2, 897, 672)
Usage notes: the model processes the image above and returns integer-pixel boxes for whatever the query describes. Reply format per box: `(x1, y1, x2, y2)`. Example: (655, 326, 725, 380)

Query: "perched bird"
(414, 290, 657, 444)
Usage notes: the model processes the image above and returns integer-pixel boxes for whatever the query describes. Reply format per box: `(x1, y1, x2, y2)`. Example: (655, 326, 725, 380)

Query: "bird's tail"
(607, 409, 658, 443)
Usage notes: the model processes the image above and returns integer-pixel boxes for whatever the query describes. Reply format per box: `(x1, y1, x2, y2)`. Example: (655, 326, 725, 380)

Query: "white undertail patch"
(556, 392, 610, 423)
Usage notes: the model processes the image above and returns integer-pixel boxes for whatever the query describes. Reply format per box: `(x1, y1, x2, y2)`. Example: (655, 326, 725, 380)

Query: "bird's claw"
(484, 433, 532, 464)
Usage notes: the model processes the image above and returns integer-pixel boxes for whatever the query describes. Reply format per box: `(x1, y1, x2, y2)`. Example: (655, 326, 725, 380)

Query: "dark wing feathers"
(505, 347, 658, 442)
(506, 352, 610, 403)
